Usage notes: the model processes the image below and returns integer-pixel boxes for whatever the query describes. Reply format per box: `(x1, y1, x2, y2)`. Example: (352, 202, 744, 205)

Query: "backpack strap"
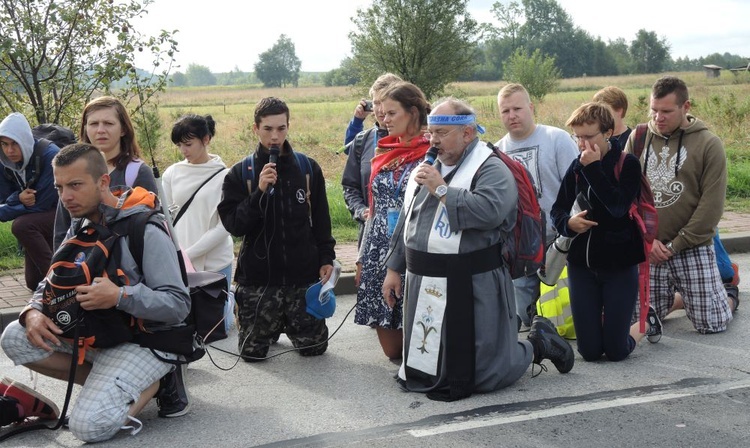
(241, 154, 256, 195)
(293, 151, 314, 226)
(19, 138, 51, 189)
(354, 127, 374, 157)
(632, 123, 651, 176)
(124, 159, 144, 188)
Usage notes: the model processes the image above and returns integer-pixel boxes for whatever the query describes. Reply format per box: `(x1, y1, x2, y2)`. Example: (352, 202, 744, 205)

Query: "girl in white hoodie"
(163, 115, 234, 289)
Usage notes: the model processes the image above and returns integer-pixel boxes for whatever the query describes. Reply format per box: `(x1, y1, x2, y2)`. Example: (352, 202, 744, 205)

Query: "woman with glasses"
(355, 81, 430, 359)
(550, 102, 661, 363)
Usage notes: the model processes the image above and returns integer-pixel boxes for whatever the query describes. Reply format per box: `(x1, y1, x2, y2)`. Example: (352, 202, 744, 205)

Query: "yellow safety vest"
(536, 266, 576, 339)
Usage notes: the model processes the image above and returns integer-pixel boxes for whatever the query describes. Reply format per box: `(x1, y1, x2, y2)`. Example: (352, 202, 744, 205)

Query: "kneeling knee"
(578, 349, 603, 362)
(69, 412, 122, 443)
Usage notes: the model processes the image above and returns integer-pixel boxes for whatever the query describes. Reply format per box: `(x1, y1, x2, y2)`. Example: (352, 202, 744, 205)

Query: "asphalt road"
(1, 253, 749, 447)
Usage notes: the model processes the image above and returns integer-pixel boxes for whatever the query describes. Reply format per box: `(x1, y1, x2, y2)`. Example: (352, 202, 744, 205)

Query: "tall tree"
(0, 0, 177, 126)
(348, 0, 480, 98)
(503, 48, 561, 102)
(185, 64, 216, 86)
(254, 35, 301, 88)
(630, 29, 671, 73)
(490, 1, 523, 48)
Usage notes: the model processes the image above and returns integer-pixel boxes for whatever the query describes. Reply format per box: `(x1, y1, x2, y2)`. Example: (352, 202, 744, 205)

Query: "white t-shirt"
(496, 124, 578, 242)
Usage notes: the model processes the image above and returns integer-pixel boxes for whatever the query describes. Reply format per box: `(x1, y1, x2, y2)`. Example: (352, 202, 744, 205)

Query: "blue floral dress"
(355, 161, 417, 328)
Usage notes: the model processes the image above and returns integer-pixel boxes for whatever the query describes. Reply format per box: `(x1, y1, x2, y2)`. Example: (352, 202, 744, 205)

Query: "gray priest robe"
(386, 139, 534, 400)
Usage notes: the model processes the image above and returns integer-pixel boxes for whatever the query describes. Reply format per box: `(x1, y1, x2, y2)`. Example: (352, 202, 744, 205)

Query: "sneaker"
(156, 364, 190, 418)
(0, 377, 59, 420)
(645, 305, 663, 343)
(527, 316, 574, 374)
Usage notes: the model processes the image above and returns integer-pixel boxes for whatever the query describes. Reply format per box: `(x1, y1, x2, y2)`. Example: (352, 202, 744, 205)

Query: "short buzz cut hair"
(498, 83, 531, 102)
(565, 102, 615, 135)
(593, 86, 628, 116)
(52, 142, 108, 179)
(652, 76, 689, 105)
(254, 97, 290, 126)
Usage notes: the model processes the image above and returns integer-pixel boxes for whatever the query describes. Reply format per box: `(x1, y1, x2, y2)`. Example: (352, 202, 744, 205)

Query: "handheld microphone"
(268, 145, 280, 195)
(414, 147, 440, 196)
(423, 146, 439, 165)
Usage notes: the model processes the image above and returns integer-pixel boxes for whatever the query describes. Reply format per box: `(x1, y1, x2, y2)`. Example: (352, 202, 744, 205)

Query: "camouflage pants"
(235, 284, 328, 360)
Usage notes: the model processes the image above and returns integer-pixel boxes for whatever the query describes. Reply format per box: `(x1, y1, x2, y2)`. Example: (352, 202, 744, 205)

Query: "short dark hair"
(254, 97, 289, 126)
(652, 76, 689, 105)
(171, 114, 216, 144)
(53, 143, 108, 179)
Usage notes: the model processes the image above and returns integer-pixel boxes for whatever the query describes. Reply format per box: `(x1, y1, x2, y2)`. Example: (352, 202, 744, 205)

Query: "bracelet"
(116, 287, 125, 308)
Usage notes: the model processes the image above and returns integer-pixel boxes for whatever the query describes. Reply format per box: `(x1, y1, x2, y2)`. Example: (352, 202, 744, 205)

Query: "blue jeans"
(512, 274, 540, 327)
(567, 263, 638, 362)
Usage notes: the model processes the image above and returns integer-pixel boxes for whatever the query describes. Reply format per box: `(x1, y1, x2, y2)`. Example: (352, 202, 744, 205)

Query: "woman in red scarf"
(355, 81, 431, 359)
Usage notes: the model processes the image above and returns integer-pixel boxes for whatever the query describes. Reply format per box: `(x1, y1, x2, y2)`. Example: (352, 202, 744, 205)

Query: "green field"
(1, 72, 748, 268)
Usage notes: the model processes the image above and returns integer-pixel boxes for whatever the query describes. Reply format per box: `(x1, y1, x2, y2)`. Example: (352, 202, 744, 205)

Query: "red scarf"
(368, 134, 430, 215)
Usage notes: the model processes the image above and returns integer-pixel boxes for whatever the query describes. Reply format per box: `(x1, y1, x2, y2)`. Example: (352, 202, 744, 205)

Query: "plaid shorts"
(0, 320, 175, 442)
(650, 245, 732, 333)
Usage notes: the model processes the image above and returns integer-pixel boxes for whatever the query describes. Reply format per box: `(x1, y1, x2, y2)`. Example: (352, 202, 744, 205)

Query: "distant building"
(729, 62, 750, 74)
(703, 64, 722, 78)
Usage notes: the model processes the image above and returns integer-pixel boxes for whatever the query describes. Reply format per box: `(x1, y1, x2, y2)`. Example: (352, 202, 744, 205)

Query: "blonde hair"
(593, 86, 628, 116)
(498, 83, 531, 102)
(369, 73, 403, 99)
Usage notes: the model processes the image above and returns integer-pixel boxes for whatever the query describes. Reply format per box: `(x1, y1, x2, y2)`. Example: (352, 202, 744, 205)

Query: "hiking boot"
(156, 364, 190, 418)
(527, 316, 574, 374)
(0, 377, 59, 420)
(645, 305, 663, 343)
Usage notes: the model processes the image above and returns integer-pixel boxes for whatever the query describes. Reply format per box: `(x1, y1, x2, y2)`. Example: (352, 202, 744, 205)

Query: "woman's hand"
(579, 140, 601, 166)
(567, 210, 597, 234)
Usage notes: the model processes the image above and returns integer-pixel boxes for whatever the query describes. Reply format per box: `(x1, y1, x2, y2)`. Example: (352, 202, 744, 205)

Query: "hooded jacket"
(218, 142, 336, 287)
(552, 141, 645, 269)
(625, 115, 726, 252)
(23, 187, 190, 332)
(0, 112, 59, 221)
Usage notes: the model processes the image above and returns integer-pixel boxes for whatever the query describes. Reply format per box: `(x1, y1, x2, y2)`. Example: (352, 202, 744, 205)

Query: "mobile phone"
(364, 100, 373, 112)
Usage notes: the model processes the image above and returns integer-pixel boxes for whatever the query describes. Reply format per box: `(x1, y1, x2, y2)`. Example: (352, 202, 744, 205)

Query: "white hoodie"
(162, 154, 233, 272)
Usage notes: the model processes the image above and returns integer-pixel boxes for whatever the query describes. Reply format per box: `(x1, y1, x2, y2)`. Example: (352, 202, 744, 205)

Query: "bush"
(503, 48, 561, 102)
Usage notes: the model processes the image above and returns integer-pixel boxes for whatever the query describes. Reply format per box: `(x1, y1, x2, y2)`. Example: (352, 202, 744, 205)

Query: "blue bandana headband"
(427, 114, 486, 134)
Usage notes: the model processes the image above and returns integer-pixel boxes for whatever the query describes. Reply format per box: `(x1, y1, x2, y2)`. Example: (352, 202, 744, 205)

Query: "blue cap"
(305, 282, 336, 319)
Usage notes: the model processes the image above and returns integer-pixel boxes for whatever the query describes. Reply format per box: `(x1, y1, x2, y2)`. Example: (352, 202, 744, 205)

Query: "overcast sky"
(134, 0, 750, 73)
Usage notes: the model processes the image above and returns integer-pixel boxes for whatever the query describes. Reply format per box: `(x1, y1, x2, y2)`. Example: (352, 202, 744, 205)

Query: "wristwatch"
(434, 184, 448, 199)
(665, 241, 677, 254)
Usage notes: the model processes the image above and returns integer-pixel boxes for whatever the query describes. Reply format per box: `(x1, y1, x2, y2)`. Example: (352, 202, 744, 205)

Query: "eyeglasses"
(426, 127, 462, 139)
(572, 132, 601, 144)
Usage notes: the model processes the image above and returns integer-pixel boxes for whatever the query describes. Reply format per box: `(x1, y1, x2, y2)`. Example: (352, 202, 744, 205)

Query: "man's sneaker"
(0, 377, 59, 420)
(645, 305, 663, 343)
(527, 316, 574, 374)
(156, 364, 190, 418)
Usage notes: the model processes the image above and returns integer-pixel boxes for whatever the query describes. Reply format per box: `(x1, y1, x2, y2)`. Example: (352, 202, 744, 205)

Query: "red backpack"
(616, 123, 659, 332)
(616, 124, 658, 244)
(488, 143, 546, 279)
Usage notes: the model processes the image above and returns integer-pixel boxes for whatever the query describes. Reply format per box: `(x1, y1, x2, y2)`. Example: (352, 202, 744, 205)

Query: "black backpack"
(125, 210, 229, 345)
(31, 123, 77, 149)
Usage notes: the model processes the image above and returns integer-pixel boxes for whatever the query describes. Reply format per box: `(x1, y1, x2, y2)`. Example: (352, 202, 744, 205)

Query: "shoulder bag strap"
(172, 168, 225, 226)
